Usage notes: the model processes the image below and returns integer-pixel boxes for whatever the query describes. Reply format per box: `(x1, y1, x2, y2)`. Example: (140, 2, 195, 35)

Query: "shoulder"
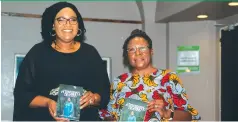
(116, 72, 131, 82)
(29, 42, 48, 53)
(80, 43, 103, 63)
(111, 72, 131, 90)
(156, 68, 177, 76)
(112, 72, 131, 84)
(81, 42, 98, 52)
(156, 69, 183, 86)
(25, 42, 46, 57)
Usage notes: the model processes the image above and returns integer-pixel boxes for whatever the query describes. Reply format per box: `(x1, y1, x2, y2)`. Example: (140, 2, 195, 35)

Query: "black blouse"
(13, 42, 110, 121)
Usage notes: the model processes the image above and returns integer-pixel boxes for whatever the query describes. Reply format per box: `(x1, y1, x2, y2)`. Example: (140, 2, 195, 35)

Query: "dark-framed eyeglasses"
(127, 46, 150, 54)
(55, 17, 78, 25)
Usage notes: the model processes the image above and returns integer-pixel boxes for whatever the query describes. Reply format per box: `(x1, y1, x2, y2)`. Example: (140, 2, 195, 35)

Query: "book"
(119, 98, 147, 121)
(56, 84, 85, 120)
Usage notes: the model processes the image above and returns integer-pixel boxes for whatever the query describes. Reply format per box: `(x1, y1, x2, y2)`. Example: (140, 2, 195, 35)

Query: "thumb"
(49, 102, 56, 117)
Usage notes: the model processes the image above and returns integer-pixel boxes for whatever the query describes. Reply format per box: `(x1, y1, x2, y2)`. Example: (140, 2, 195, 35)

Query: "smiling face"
(127, 37, 153, 70)
(53, 7, 78, 43)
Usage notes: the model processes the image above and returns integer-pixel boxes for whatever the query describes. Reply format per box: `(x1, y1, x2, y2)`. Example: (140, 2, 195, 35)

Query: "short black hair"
(122, 29, 153, 70)
(41, 2, 86, 45)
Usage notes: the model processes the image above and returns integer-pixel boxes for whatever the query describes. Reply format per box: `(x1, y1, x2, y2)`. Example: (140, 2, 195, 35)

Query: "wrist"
(162, 109, 174, 120)
(164, 109, 172, 119)
(45, 98, 53, 107)
(93, 93, 101, 104)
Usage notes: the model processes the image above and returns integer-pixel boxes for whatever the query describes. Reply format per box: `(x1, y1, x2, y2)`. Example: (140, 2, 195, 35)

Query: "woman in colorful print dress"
(99, 29, 201, 121)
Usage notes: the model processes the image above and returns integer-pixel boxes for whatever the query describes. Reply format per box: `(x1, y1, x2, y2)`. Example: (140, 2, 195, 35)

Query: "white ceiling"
(154, 1, 238, 23)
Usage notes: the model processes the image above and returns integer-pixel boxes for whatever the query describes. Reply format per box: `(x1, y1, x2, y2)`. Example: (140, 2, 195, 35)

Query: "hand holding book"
(147, 99, 172, 119)
(55, 84, 85, 120)
(55, 84, 102, 120)
(80, 91, 100, 109)
(47, 99, 69, 121)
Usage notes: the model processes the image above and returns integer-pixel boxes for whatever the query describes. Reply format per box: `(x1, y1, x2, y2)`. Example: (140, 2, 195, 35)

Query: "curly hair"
(122, 29, 153, 71)
(41, 2, 86, 45)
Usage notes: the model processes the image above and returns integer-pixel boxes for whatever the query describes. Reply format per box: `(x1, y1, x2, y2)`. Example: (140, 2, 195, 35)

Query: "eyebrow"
(128, 45, 148, 47)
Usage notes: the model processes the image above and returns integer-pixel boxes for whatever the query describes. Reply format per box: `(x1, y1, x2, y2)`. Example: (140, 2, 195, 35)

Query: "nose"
(65, 20, 71, 26)
(135, 48, 141, 55)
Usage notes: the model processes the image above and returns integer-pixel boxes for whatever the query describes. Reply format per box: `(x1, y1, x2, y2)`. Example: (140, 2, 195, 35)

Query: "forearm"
(172, 110, 192, 121)
(29, 95, 52, 108)
(94, 78, 110, 108)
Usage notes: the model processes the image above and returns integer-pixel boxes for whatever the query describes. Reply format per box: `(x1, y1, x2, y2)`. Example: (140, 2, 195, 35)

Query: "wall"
(1, 2, 143, 120)
(143, 2, 167, 69)
(168, 21, 218, 120)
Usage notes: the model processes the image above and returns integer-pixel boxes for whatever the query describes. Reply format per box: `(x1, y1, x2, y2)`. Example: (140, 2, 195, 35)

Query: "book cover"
(119, 98, 147, 121)
(56, 84, 85, 120)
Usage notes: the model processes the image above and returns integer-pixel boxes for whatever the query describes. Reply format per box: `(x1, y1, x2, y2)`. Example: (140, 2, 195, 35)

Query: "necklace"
(54, 41, 76, 51)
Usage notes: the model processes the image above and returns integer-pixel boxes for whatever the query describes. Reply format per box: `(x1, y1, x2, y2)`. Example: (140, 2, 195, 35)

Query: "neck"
(54, 40, 75, 50)
(132, 65, 156, 76)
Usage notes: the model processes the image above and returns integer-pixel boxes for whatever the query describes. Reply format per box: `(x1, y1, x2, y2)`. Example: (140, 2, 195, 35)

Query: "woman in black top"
(13, 2, 110, 121)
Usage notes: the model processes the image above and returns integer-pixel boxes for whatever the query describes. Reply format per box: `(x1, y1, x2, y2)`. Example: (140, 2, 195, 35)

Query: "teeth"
(63, 30, 72, 32)
(135, 59, 143, 61)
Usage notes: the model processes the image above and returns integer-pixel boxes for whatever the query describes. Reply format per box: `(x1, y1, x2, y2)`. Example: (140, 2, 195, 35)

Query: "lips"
(135, 58, 144, 62)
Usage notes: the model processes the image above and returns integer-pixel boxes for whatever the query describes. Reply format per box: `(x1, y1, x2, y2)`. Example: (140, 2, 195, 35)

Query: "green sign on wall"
(176, 46, 200, 74)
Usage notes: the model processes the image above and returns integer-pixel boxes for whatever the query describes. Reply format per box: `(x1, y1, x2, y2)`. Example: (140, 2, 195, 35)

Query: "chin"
(132, 65, 145, 69)
(63, 38, 75, 42)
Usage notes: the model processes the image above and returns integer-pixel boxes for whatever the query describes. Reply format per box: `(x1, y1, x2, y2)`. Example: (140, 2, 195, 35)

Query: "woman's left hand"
(80, 91, 96, 109)
(147, 99, 170, 118)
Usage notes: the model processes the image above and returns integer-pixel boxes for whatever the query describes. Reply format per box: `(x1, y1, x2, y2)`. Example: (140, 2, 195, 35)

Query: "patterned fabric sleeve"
(99, 76, 121, 120)
(166, 72, 201, 120)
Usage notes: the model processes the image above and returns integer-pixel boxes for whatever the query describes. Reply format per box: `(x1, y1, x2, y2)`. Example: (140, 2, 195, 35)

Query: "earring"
(77, 29, 82, 36)
(50, 28, 56, 36)
(49, 32, 56, 36)
(51, 32, 56, 36)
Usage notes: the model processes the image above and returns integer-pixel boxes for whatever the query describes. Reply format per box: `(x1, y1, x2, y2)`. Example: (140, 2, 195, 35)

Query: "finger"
(80, 95, 91, 105)
(147, 104, 164, 111)
(148, 108, 157, 112)
(147, 102, 157, 108)
(147, 105, 154, 110)
(80, 98, 86, 105)
(155, 109, 165, 117)
(80, 93, 94, 105)
(147, 100, 155, 106)
(148, 108, 164, 115)
(49, 107, 55, 117)
(154, 99, 164, 104)
(54, 117, 69, 121)
(80, 100, 89, 109)
(147, 105, 161, 110)
(80, 91, 92, 100)
(152, 100, 164, 107)
(80, 92, 92, 103)
(148, 106, 165, 112)
(49, 103, 57, 117)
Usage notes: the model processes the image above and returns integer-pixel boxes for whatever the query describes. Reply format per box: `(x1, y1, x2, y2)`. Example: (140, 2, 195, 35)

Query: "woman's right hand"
(47, 99, 69, 121)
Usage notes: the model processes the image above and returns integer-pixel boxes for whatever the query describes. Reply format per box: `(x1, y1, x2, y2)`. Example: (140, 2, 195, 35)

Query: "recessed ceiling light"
(197, 14, 208, 19)
(228, 2, 238, 6)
